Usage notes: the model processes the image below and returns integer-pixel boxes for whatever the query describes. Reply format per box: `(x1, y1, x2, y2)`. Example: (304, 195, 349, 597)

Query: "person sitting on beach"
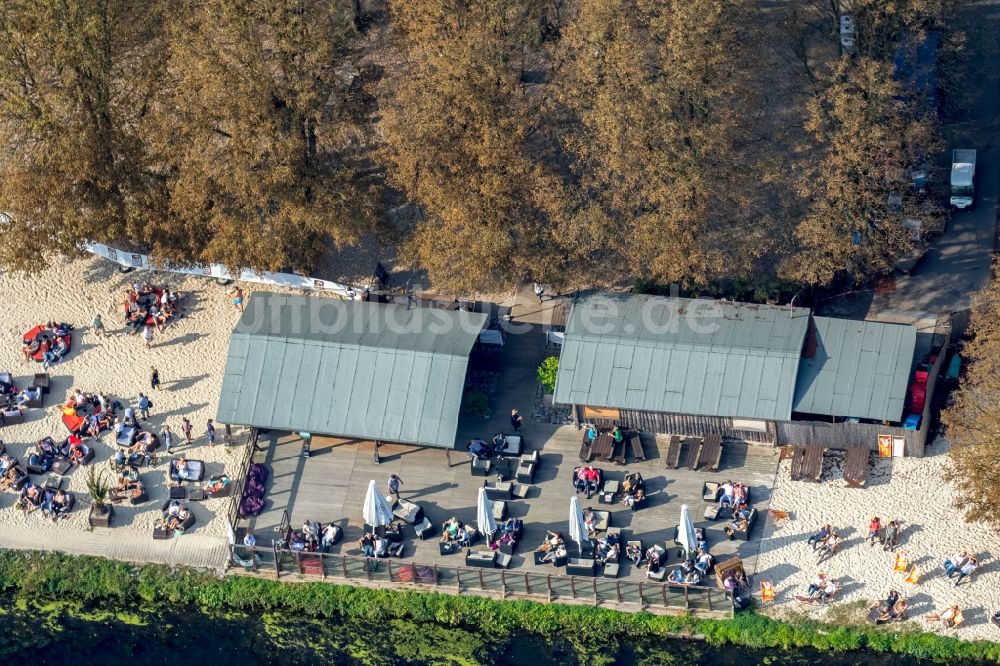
(441, 517, 461, 543)
(109, 476, 144, 503)
(806, 524, 833, 550)
(166, 505, 192, 531)
(67, 439, 90, 464)
(866, 516, 881, 546)
(51, 336, 68, 363)
(928, 605, 961, 629)
(49, 489, 72, 519)
(872, 589, 902, 622)
(816, 533, 842, 562)
(18, 483, 43, 512)
(37, 438, 57, 459)
(541, 542, 567, 563)
(817, 578, 839, 601)
(28, 447, 52, 473)
(951, 557, 978, 587)
(175, 457, 192, 481)
(806, 573, 827, 597)
(625, 542, 643, 566)
(943, 550, 968, 577)
(881, 519, 900, 551)
(1, 466, 24, 492)
(0, 453, 16, 476)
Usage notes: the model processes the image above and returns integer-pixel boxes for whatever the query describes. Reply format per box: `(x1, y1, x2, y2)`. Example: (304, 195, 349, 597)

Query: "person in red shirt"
(867, 516, 882, 546)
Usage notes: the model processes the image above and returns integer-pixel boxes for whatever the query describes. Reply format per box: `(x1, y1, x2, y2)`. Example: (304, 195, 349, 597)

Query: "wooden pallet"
(696, 434, 723, 471)
(682, 437, 702, 470)
(665, 435, 682, 469)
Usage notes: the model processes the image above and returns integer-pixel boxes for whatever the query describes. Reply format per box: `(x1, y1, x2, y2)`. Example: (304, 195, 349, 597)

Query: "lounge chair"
(169, 458, 205, 483)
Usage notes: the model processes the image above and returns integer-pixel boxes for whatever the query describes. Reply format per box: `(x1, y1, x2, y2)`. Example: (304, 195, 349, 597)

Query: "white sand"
(756, 442, 1000, 639)
(0, 256, 286, 568)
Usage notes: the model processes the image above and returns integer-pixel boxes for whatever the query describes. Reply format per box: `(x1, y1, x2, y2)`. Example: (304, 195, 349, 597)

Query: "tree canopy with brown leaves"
(0, 0, 168, 271)
(941, 272, 1000, 528)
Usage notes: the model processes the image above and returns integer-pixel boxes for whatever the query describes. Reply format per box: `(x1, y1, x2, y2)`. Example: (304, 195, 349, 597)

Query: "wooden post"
(366, 557, 372, 581)
(433, 564, 439, 587)
(500, 570, 507, 599)
(592, 577, 598, 605)
(478, 569, 485, 590)
(683, 584, 690, 608)
(342, 556, 348, 578)
(706, 588, 712, 611)
(387, 560, 393, 582)
(616, 580, 622, 604)
(661, 584, 667, 607)
(456, 568, 462, 590)
(638, 582, 644, 609)
(524, 572, 530, 595)
(570, 575, 576, 598)
(321, 554, 327, 580)
(272, 543, 280, 578)
(547, 575, 553, 602)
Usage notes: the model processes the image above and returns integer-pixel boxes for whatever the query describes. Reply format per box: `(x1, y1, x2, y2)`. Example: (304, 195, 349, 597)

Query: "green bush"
(0, 550, 997, 665)
(460, 390, 489, 418)
(537, 356, 559, 394)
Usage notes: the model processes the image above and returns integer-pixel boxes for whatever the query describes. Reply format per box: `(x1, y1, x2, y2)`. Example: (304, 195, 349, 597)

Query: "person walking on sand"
(511, 408, 523, 433)
(229, 286, 244, 313)
(92, 313, 107, 338)
(162, 424, 175, 455)
(142, 325, 154, 349)
(150, 366, 161, 391)
(181, 417, 193, 445)
(137, 393, 152, 420)
(206, 418, 216, 446)
(533, 282, 544, 303)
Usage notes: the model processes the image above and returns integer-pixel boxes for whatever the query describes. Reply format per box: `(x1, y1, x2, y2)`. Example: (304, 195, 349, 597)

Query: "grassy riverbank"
(0, 551, 996, 664)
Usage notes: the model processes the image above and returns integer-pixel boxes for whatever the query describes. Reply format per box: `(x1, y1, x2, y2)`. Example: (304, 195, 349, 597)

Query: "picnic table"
(843, 445, 870, 488)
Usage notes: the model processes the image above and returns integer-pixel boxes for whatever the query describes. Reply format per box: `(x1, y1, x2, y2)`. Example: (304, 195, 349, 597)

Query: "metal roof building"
(216, 293, 487, 448)
(553, 293, 812, 421)
(792, 316, 916, 422)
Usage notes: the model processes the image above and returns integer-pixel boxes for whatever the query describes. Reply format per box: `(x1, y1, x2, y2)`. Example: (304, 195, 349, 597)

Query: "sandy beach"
(756, 441, 999, 639)
(0, 256, 275, 567)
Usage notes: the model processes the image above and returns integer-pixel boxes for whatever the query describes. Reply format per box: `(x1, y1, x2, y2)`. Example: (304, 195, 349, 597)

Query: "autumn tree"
(147, 0, 376, 273)
(380, 0, 560, 293)
(551, 0, 782, 288)
(787, 57, 943, 285)
(940, 271, 1000, 527)
(0, 0, 168, 271)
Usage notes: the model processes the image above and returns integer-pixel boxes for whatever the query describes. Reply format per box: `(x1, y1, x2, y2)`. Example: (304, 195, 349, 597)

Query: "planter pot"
(89, 504, 113, 528)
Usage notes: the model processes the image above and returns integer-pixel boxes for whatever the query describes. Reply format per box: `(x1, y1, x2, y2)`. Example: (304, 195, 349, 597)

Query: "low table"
(393, 499, 424, 525)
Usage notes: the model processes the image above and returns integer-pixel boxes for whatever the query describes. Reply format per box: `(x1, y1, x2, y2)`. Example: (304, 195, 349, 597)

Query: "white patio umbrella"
(678, 504, 698, 561)
(569, 495, 589, 557)
(363, 479, 394, 528)
(476, 487, 497, 539)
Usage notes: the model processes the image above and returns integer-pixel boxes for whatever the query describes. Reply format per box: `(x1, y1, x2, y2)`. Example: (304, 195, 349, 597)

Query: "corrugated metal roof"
(216, 293, 487, 448)
(553, 293, 811, 421)
(793, 317, 915, 422)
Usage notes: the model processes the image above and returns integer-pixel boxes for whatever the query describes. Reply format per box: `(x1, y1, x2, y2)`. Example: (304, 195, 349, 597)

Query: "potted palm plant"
(87, 466, 113, 528)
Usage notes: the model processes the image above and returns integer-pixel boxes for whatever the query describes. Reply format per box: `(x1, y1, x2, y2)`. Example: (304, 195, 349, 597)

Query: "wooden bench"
(682, 437, 702, 470)
(665, 435, 682, 469)
(802, 443, 825, 482)
(592, 433, 614, 463)
(843, 445, 870, 488)
(790, 445, 805, 481)
(696, 434, 723, 471)
(610, 437, 626, 465)
(627, 433, 645, 462)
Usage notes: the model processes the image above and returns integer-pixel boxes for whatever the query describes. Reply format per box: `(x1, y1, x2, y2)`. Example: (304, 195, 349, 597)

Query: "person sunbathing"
(1, 466, 24, 491)
(928, 605, 961, 628)
(807, 523, 833, 550)
(816, 533, 842, 562)
(536, 531, 563, 553)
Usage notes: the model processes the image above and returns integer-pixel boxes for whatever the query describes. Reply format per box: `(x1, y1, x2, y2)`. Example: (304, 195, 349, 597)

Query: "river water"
(0, 601, 953, 665)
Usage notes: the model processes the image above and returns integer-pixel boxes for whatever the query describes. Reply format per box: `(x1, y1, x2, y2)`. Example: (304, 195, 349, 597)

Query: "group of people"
(869, 589, 906, 624)
(805, 523, 844, 563)
(16, 482, 73, 520)
(485, 517, 523, 552)
(440, 517, 478, 547)
(620, 472, 645, 508)
(865, 516, 901, 551)
(942, 550, 979, 587)
(22, 322, 72, 369)
(574, 465, 601, 498)
(109, 466, 146, 503)
(801, 572, 840, 603)
(27, 434, 92, 472)
(122, 282, 184, 340)
(160, 499, 193, 532)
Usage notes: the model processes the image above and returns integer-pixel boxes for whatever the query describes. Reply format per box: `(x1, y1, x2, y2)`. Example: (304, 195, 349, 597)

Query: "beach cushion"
(116, 426, 138, 447)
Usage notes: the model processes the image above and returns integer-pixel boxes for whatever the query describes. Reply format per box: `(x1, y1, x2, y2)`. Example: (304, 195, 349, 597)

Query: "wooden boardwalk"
(250, 418, 780, 579)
